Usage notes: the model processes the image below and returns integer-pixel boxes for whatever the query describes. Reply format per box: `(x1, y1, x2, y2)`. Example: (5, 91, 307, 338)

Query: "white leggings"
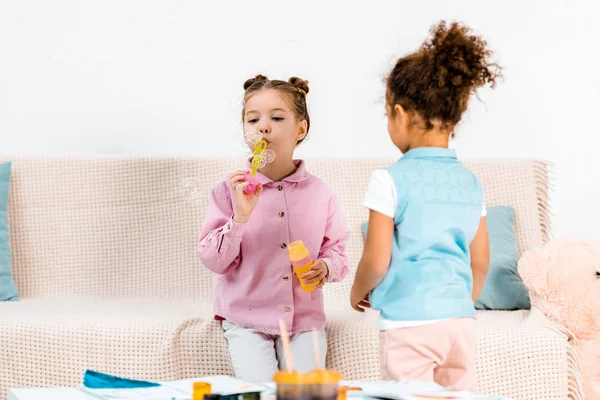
(222, 320, 327, 383)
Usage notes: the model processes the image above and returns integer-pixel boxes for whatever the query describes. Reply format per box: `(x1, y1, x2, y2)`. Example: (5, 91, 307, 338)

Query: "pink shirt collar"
(246, 159, 311, 186)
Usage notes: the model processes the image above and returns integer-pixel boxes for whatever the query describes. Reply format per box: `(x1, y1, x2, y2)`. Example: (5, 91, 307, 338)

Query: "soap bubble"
(180, 178, 202, 202)
(261, 149, 275, 163)
(251, 156, 267, 169)
(244, 129, 262, 146)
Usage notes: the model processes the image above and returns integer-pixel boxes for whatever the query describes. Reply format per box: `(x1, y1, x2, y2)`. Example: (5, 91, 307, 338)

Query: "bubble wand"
(241, 130, 275, 194)
(250, 139, 267, 175)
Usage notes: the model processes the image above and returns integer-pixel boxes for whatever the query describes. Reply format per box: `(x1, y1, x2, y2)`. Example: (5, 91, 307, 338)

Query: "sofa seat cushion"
(0, 298, 233, 393)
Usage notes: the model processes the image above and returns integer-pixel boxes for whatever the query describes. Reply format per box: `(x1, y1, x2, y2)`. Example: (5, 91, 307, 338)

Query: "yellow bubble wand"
(242, 130, 275, 194)
(250, 139, 267, 176)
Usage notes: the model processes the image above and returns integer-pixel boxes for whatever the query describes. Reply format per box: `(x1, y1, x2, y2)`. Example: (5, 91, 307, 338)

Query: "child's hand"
(350, 287, 371, 313)
(229, 170, 263, 223)
(301, 259, 329, 288)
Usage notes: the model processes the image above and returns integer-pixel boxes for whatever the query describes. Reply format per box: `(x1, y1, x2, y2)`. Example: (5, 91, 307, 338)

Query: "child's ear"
(394, 104, 416, 128)
(393, 104, 407, 120)
(296, 120, 308, 142)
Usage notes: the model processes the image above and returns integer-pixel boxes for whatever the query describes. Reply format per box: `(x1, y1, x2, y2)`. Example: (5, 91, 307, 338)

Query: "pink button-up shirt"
(198, 160, 350, 335)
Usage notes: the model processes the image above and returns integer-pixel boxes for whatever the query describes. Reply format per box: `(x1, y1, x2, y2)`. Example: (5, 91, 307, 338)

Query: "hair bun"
(423, 20, 500, 91)
(244, 74, 269, 90)
(288, 77, 310, 97)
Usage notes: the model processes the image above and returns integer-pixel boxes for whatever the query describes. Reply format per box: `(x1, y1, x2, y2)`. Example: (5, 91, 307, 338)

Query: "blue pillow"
(360, 205, 530, 311)
(475, 206, 530, 310)
(0, 161, 18, 301)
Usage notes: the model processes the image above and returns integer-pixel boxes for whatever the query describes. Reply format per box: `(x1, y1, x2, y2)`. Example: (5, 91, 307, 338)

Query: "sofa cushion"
(0, 161, 17, 301)
(475, 206, 531, 310)
(0, 298, 233, 390)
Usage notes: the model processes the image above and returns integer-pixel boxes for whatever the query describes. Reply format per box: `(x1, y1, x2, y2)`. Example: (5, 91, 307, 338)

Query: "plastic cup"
(307, 369, 342, 400)
(273, 371, 312, 400)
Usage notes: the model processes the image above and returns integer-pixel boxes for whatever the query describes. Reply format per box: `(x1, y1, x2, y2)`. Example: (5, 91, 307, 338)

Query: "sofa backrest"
(0, 157, 551, 300)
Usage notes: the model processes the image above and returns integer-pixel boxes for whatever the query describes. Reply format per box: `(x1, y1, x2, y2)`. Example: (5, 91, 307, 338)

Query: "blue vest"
(370, 147, 484, 321)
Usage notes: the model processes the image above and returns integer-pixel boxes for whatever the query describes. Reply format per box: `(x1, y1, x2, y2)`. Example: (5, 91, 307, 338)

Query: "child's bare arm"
(350, 209, 394, 311)
(470, 216, 490, 302)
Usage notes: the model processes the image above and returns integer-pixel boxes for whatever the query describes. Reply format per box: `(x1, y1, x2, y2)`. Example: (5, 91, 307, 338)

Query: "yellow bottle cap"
(307, 369, 342, 384)
(288, 240, 309, 262)
(273, 370, 310, 385)
(192, 382, 211, 400)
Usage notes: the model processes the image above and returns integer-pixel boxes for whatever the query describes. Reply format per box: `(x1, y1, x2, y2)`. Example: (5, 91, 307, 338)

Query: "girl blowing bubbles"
(198, 75, 350, 383)
(350, 21, 501, 392)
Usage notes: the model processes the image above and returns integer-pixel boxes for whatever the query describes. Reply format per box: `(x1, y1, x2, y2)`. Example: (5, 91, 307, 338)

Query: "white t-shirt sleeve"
(363, 169, 397, 219)
(481, 195, 487, 217)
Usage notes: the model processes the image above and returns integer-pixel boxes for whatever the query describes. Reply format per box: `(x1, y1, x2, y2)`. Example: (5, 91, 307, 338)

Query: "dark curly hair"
(387, 20, 502, 132)
(242, 74, 310, 144)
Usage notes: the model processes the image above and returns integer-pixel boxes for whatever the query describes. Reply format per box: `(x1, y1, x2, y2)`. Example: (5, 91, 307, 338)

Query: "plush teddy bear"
(518, 239, 600, 400)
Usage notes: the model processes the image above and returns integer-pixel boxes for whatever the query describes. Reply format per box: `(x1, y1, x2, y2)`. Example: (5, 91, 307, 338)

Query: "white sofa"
(0, 157, 583, 400)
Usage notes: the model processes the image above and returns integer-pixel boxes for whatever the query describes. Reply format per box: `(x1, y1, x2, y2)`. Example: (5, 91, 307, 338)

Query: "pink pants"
(379, 318, 477, 392)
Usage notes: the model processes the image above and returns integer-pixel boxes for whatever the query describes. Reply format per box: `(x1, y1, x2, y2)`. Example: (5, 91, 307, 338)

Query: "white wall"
(0, 0, 598, 240)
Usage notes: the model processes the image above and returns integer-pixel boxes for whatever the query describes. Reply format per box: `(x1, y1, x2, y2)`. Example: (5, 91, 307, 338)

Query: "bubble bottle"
(287, 240, 320, 292)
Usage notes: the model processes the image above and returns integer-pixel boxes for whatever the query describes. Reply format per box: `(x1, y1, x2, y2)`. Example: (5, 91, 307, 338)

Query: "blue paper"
(82, 369, 161, 388)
